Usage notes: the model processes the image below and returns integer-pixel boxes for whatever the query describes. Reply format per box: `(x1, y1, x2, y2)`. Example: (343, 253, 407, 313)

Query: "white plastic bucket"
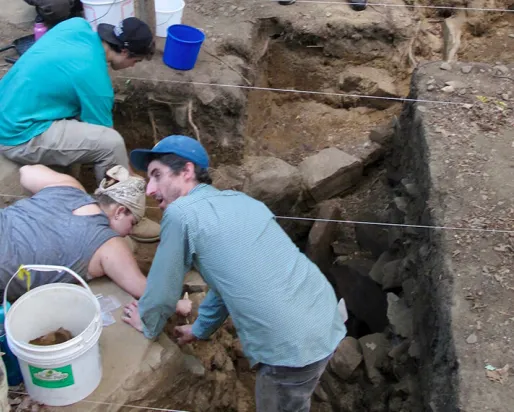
(155, 0, 185, 38)
(81, 0, 135, 31)
(4, 265, 103, 406)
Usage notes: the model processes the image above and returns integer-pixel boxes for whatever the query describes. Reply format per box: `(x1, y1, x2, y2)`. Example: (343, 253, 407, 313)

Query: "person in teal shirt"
(0, 16, 153, 181)
(0, 16, 160, 242)
(122, 135, 347, 412)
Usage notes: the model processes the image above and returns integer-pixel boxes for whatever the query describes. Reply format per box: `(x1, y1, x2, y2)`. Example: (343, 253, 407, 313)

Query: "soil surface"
(409, 61, 514, 412)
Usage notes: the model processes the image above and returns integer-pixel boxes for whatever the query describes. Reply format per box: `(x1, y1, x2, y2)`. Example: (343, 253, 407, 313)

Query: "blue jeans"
(255, 354, 332, 412)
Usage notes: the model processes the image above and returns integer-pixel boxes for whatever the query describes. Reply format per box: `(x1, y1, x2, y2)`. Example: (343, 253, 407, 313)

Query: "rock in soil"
(359, 333, 391, 385)
(388, 339, 410, 363)
(369, 251, 397, 284)
(212, 164, 246, 191)
(339, 66, 400, 109)
(369, 121, 395, 146)
(387, 293, 414, 339)
(242, 156, 302, 215)
(305, 199, 341, 274)
(381, 259, 403, 290)
(299, 148, 363, 203)
(329, 336, 363, 380)
(332, 239, 360, 256)
(320, 371, 363, 412)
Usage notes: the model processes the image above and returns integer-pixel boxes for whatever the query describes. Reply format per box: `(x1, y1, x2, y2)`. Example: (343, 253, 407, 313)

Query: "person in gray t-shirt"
(0, 164, 147, 302)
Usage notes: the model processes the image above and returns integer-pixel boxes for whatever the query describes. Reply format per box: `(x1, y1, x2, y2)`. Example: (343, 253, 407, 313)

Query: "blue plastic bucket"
(163, 24, 205, 71)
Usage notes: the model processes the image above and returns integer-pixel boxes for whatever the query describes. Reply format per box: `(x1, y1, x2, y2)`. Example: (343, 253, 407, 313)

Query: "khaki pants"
(0, 120, 129, 184)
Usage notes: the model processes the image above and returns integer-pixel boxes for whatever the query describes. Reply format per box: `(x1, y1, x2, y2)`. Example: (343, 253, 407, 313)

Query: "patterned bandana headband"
(94, 166, 146, 222)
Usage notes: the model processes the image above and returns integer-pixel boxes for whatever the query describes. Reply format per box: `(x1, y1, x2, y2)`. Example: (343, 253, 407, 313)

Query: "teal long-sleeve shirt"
(138, 184, 347, 367)
(0, 18, 113, 146)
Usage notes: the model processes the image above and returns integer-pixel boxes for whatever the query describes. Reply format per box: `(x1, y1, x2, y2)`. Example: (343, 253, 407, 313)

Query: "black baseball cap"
(98, 17, 154, 58)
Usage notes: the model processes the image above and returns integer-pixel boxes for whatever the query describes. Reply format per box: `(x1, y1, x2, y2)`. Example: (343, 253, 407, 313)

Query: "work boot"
(130, 217, 160, 243)
(278, 0, 296, 5)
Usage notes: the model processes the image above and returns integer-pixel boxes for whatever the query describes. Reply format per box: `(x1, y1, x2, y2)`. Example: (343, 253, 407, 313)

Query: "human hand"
(121, 300, 143, 333)
(173, 324, 197, 345)
(176, 298, 193, 317)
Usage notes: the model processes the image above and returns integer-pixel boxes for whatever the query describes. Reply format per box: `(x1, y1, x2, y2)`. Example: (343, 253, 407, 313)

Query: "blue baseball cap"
(130, 135, 209, 171)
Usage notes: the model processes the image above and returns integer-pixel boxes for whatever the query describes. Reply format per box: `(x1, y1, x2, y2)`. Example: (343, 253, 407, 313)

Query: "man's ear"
(120, 49, 130, 58)
(183, 162, 196, 181)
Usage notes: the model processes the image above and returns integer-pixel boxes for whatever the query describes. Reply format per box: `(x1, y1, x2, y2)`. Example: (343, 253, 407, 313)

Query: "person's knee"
(100, 128, 125, 151)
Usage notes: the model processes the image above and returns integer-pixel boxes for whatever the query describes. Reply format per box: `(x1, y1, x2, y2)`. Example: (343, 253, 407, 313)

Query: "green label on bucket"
(29, 364, 75, 389)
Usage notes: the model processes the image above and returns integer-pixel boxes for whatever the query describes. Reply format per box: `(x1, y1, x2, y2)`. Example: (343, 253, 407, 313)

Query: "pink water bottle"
(34, 15, 47, 41)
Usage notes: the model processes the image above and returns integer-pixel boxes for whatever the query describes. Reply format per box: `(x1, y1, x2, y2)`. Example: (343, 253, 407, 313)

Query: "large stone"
(212, 164, 245, 192)
(305, 200, 341, 274)
(332, 239, 360, 256)
(359, 333, 390, 385)
(388, 339, 410, 363)
(339, 66, 399, 110)
(329, 337, 363, 380)
(381, 259, 403, 290)
(369, 251, 396, 284)
(387, 293, 414, 339)
(358, 141, 387, 168)
(242, 156, 302, 215)
(329, 265, 388, 333)
(369, 121, 395, 146)
(299, 148, 363, 203)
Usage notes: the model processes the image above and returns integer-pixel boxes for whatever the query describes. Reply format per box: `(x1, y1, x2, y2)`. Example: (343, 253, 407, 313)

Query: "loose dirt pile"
(28, 328, 73, 346)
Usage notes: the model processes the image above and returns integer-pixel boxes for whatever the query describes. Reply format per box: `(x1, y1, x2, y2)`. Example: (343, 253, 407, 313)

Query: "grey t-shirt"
(0, 186, 119, 301)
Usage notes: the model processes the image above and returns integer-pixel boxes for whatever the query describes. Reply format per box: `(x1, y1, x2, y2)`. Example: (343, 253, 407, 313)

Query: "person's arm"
(19, 165, 85, 195)
(191, 289, 229, 339)
(95, 237, 147, 298)
(138, 206, 191, 339)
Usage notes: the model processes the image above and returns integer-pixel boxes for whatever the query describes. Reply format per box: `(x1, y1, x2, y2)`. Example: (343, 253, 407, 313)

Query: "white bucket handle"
(3, 265, 94, 314)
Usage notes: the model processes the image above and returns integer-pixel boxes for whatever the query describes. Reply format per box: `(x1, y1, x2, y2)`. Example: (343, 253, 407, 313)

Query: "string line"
(1, 193, 511, 233)
(116, 76, 467, 106)
(273, 215, 514, 234)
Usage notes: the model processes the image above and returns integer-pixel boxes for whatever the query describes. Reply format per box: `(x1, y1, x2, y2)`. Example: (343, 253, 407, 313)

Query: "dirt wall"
(389, 60, 514, 411)
(388, 76, 459, 410)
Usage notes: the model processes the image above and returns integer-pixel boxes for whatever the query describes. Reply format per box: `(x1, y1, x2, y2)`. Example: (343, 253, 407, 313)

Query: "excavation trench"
(83, 18, 465, 412)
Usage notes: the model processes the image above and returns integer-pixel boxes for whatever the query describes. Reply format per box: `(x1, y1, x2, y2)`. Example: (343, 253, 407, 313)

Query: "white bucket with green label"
(4, 265, 103, 406)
